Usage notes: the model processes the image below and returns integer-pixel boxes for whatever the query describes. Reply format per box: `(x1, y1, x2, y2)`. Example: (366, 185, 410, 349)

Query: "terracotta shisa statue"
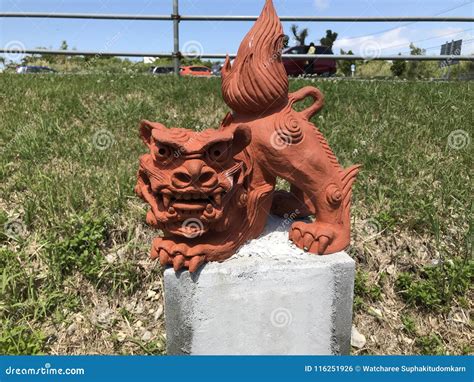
(135, 0, 360, 272)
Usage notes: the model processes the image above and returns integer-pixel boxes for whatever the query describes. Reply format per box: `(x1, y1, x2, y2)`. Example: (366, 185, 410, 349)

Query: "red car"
(179, 66, 212, 77)
(283, 45, 336, 77)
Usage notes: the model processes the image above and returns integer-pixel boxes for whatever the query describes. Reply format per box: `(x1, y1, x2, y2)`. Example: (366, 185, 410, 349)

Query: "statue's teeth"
(214, 193, 222, 206)
(162, 194, 171, 208)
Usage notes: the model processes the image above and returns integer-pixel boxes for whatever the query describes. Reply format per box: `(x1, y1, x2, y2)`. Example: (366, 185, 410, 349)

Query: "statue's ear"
(139, 120, 166, 148)
(232, 124, 252, 155)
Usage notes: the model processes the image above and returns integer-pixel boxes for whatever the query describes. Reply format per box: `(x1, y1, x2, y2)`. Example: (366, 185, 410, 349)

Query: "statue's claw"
(289, 221, 336, 255)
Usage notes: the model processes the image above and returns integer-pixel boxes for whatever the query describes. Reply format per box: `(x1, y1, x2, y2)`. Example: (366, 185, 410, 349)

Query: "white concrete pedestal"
(164, 216, 355, 355)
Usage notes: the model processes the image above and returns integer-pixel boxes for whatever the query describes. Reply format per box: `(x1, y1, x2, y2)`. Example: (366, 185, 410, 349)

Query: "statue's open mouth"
(158, 188, 226, 223)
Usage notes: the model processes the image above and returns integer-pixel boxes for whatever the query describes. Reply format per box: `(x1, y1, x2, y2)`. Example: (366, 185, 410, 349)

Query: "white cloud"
(314, 0, 330, 11)
(333, 28, 411, 55)
(333, 27, 474, 56)
(432, 27, 465, 39)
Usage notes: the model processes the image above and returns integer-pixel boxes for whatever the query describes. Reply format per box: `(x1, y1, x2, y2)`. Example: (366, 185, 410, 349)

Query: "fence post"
(172, 0, 180, 76)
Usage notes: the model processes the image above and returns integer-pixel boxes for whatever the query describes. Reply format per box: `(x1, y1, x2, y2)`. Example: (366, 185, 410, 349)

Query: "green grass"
(396, 258, 473, 312)
(416, 334, 445, 355)
(0, 73, 472, 354)
(400, 314, 417, 336)
(353, 271, 382, 311)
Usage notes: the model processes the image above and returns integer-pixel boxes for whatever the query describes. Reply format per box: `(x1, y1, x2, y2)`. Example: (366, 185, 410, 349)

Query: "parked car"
(16, 66, 57, 74)
(149, 66, 174, 75)
(283, 45, 336, 77)
(179, 66, 212, 77)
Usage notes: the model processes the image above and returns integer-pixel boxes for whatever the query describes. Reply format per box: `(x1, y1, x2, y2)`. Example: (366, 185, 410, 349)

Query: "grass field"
(0, 74, 472, 355)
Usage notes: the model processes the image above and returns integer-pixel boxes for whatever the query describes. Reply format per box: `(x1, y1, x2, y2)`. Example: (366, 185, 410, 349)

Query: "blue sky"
(1, 0, 473, 61)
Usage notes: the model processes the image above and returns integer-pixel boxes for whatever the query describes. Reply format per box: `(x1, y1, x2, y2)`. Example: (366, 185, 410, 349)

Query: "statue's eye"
(156, 143, 173, 159)
(208, 142, 229, 162)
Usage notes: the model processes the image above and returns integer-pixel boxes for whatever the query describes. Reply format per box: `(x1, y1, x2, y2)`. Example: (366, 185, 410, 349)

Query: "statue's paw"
(150, 237, 206, 273)
(289, 221, 337, 255)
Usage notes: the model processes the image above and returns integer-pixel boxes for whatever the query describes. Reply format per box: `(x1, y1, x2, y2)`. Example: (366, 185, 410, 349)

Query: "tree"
(390, 54, 406, 77)
(320, 30, 338, 48)
(407, 43, 429, 78)
(338, 49, 355, 76)
(282, 35, 290, 48)
(290, 24, 309, 46)
(59, 40, 69, 65)
(409, 43, 425, 56)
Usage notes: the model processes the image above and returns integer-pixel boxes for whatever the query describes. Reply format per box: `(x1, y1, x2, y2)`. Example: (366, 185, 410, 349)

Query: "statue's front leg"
(151, 231, 248, 273)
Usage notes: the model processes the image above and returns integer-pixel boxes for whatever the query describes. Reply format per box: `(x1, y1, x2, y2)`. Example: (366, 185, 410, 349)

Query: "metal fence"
(1, 0, 473, 75)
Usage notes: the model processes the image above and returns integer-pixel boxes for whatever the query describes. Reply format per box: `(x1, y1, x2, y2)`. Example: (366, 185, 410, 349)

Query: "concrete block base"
(164, 216, 355, 355)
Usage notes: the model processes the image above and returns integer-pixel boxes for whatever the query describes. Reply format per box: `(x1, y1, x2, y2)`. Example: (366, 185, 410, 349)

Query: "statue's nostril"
(199, 172, 215, 184)
(173, 172, 192, 185)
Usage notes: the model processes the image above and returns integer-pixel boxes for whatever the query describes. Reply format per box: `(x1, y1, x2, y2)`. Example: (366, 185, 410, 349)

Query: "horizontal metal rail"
(2, 49, 473, 61)
(0, 13, 473, 22)
(2, 4, 472, 74)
